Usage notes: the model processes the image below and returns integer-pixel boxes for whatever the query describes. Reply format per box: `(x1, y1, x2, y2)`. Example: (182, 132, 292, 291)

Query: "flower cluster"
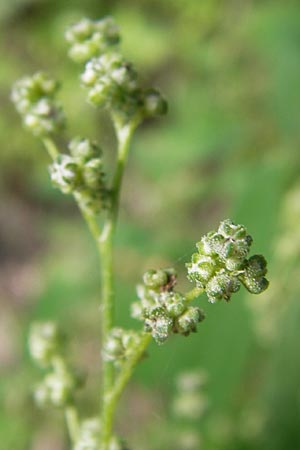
(65, 17, 120, 63)
(66, 17, 167, 124)
(50, 137, 109, 213)
(29, 321, 82, 408)
(11, 72, 65, 136)
(132, 269, 205, 344)
(74, 418, 129, 450)
(102, 328, 142, 367)
(186, 219, 269, 303)
(29, 321, 65, 367)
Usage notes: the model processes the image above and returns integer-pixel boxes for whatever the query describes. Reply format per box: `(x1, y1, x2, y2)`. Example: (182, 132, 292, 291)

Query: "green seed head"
(74, 418, 101, 450)
(175, 307, 205, 335)
(66, 16, 120, 63)
(206, 270, 240, 303)
(34, 370, 78, 408)
(50, 154, 83, 194)
(69, 137, 101, 162)
(143, 269, 168, 290)
(28, 321, 65, 367)
(11, 72, 65, 136)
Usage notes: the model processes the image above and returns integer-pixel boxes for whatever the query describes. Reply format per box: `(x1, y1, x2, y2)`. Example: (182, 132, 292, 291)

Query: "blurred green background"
(1, 0, 300, 449)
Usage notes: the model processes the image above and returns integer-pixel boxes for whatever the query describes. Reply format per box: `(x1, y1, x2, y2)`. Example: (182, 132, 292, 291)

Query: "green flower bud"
(175, 307, 205, 336)
(82, 158, 105, 191)
(143, 269, 168, 290)
(164, 292, 186, 318)
(74, 418, 101, 450)
(28, 321, 64, 367)
(65, 17, 120, 63)
(102, 328, 141, 365)
(11, 72, 65, 137)
(81, 53, 140, 118)
(34, 370, 79, 408)
(144, 306, 173, 344)
(50, 154, 82, 194)
(241, 274, 269, 294)
(130, 301, 144, 320)
(142, 88, 168, 117)
(239, 254, 269, 294)
(217, 219, 252, 268)
(244, 254, 268, 278)
(206, 270, 240, 303)
(186, 253, 217, 288)
(69, 137, 101, 162)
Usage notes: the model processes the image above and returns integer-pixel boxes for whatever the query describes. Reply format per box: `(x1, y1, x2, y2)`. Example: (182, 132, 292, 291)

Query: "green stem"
(101, 333, 152, 448)
(99, 119, 138, 409)
(65, 404, 80, 444)
(51, 356, 80, 444)
(42, 137, 59, 159)
(98, 119, 139, 448)
(185, 287, 204, 302)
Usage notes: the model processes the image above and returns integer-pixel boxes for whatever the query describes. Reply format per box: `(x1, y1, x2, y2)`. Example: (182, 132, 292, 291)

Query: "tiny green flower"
(74, 418, 102, 450)
(11, 72, 65, 136)
(50, 154, 83, 194)
(28, 321, 65, 367)
(102, 328, 142, 366)
(205, 270, 241, 303)
(65, 17, 120, 63)
(175, 307, 205, 335)
(186, 219, 269, 302)
(34, 370, 79, 408)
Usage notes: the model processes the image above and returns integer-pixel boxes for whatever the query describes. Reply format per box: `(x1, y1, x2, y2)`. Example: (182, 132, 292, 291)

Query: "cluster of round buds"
(102, 328, 142, 367)
(186, 219, 269, 303)
(74, 418, 128, 450)
(28, 321, 65, 367)
(11, 72, 65, 136)
(49, 137, 110, 214)
(81, 53, 167, 122)
(173, 370, 208, 420)
(65, 17, 120, 64)
(74, 418, 101, 450)
(34, 369, 81, 408)
(132, 268, 205, 344)
(29, 321, 82, 408)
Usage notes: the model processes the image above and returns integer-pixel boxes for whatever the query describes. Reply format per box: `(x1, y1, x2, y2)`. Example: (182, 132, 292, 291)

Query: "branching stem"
(101, 333, 152, 448)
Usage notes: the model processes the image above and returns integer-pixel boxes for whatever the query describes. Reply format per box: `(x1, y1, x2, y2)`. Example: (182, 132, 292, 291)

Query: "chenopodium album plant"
(12, 16, 269, 450)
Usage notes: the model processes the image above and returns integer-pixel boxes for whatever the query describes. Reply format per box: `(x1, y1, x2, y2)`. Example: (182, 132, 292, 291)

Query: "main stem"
(101, 333, 152, 449)
(99, 120, 138, 446)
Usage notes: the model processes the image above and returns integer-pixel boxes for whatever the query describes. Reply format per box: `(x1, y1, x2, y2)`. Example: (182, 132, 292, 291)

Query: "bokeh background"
(1, 0, 300, 449)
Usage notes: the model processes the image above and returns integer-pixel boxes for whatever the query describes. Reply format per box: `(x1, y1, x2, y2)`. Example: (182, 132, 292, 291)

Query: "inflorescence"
(29, 322, 82, 408)
(50, 137, 110, 214)
(11, 72, 65, 136)
(66, 16, 167, 124)
(186, 219, 269, 303)
(132, 268, 205, 344)
(12, 14, 270, 450)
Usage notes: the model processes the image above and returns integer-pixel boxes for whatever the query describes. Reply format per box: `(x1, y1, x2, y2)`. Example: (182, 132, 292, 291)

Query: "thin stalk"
(101, 333, 152, 448)
(65, 404, 80, 444)
(185, 287, 204, 302)
(51, 356, 80, 444)
(97, 119, 140, 449)
(99, 119, 138, 411)
(42, 137, 59, 159)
